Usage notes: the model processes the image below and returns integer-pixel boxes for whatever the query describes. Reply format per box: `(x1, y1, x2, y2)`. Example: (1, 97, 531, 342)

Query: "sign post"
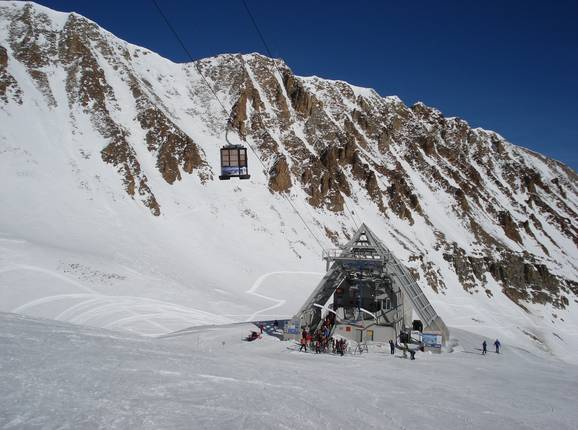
(421, 331, 442, 352)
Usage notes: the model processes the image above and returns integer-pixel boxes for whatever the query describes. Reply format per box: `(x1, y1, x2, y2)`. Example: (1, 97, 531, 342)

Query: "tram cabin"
(219, 145, 250, 180)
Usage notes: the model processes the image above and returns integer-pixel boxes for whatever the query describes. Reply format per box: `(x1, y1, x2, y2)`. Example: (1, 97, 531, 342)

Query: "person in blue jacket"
(494, 339, 501, 354)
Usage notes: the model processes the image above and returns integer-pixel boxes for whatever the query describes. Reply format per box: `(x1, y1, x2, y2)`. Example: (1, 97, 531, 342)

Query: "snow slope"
(1, 312, 577, 429)
(0, 1, 577, 363)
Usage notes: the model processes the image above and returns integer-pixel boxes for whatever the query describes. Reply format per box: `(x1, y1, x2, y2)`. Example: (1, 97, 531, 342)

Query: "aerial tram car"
(153, 0, 254, 181)
(218, 143, 250, 180)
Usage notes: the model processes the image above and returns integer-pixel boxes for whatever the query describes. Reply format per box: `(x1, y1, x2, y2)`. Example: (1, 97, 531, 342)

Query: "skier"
(339, 339, 346, 356)
(299, 328, 308, 352)
(494, 339, 501, 354)
(482, 340, 487, 355)
(335, 339, 342, 356)
(409, 349, 416, 360)
(258, 323, 264, 334)
(389, 339, 395, 355)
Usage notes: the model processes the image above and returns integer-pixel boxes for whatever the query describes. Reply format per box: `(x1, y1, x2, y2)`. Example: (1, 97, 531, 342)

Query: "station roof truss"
(296, 223, 449, 339)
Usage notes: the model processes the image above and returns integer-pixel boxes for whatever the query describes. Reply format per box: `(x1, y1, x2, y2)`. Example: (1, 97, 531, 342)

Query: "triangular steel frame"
(294, 223, 448, 341)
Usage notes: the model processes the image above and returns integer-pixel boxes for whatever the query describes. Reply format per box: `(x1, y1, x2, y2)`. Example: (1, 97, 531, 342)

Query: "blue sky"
(36, 0, 578, 170)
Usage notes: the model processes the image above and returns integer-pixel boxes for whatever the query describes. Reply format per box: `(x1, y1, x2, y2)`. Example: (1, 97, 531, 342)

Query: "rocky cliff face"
(1, 2, 577, 336)
(194, 54, 578, 312)
(2, 2, 212, 215)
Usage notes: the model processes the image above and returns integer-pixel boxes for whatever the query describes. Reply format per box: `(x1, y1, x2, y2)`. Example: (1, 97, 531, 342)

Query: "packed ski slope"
(0, 231, 325, 335)
(1, 312, 577, 430)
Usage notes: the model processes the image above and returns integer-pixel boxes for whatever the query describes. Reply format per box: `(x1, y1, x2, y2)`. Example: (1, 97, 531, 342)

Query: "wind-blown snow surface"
(1, 312, 577, 430)
(0, 1, 577, 364)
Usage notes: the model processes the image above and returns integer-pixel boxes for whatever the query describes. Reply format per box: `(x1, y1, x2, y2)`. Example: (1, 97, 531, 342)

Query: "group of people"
(482, 339, 501, 355)
(389, 338, 419, 360)
(299, 315, 348, 356)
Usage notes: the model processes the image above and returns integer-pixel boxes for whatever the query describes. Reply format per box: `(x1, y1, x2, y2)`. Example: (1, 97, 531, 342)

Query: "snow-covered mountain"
(1, 2, 577, 361)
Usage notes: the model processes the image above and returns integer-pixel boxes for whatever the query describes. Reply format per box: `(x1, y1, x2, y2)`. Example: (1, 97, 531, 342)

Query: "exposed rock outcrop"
(54, 14, 160, 215)
(130, 79, 211, 185)
(0, 45, 22, 104)
(8, 3, 57, 106)
(499, 211, 523, 244)
(268, 155, 292, 193)
(283, 72, 314, 117)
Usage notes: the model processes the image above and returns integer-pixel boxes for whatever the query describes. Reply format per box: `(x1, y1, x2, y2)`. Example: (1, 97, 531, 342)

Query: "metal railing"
(384, 250, 438, 327)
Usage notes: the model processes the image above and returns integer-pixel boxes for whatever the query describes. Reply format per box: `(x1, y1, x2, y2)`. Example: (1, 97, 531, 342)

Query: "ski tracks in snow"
(3, 265, 324, 334)
(244, 271, 323, 322)
(0, 264, 95, 294)
(2, 264, 229, 335)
